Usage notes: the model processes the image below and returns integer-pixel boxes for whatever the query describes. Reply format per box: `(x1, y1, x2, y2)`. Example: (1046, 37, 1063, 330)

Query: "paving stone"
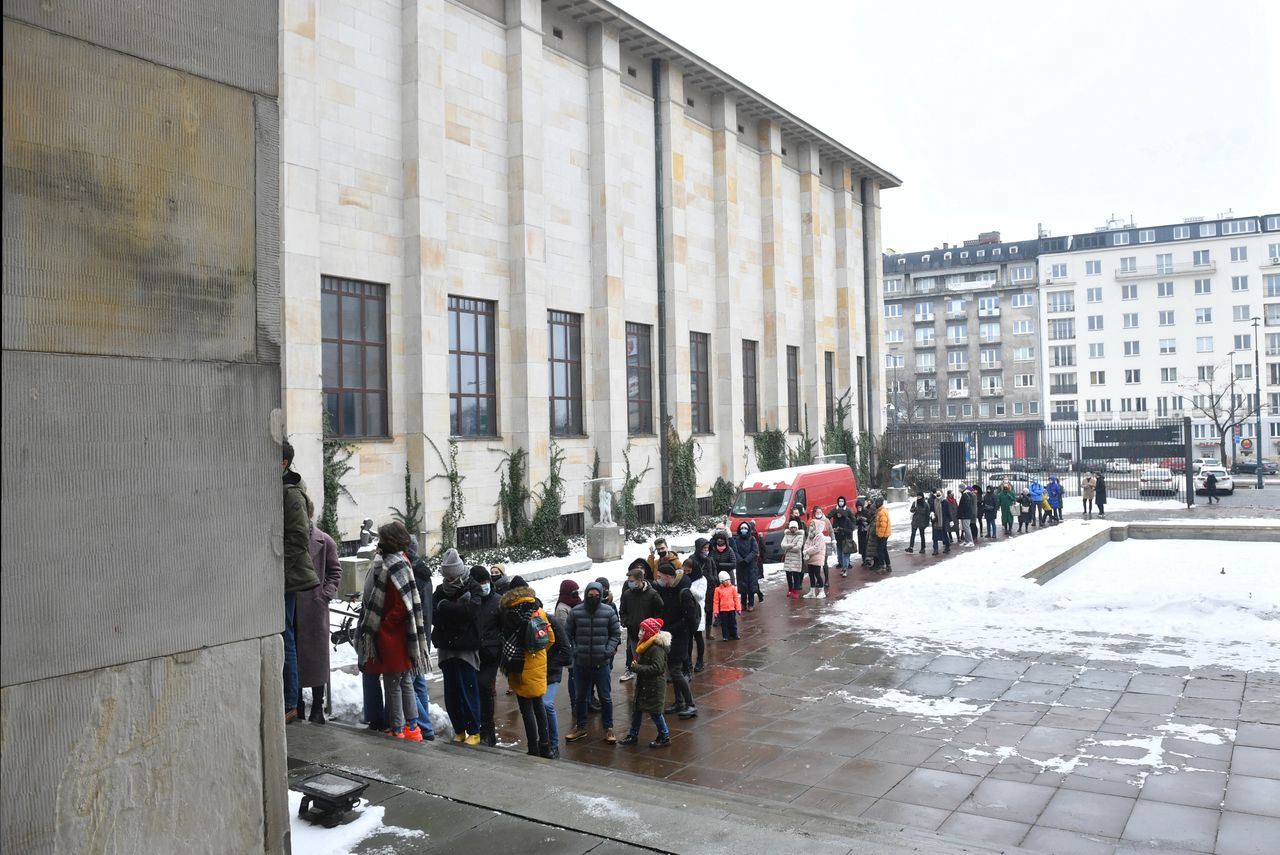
(948, 677, 1013, 701)
(899, 672, 961, 697)
(846, 666, 913, 689)
(1214, 811, 1280, 855)
(1019, 725, 1091, 755)
(1039, 788, 1136, 837)
(791, 786, 875, 816)
(1174, 696, 1242, 720)
(802, 725, 885, 757)
(883, 767, 983, 811)
(1231, 745, 1280, 779)
(815, 757, 914, 798)
(858, 798, 950, 831)
(937, 810, 1030, 846)
(954, 777, 1057, 825)
(751, 748, 849, 786)
(987, 700, 1051, 724)
(922, 655, 980, 676)
(1182, 678, 1246, 701)
(1022, 663, 1080, 685)
(856, 734, 947, 766)
(968, 659, 1032, 680)
(1223, 774, 1280, 817)
(1125, 673, 1186, 696)
(1002, 682, 1067, 705)
(1019, 825, 1119, 855)
(1235, 721, 1280, 749)
(1239, 701, 1280, 724)
(1137, 769, 1226, 809)
(1059, 771, 1142, 798)
(1073, 669, 1134, 693)
(357, 790, 493, 853)
(458, 814, 601, 855)
(1120, 799, 1220, 852)
(1113, 692, 1179, 714)
(1057, 688, 1124, 710)
(1038, 707, 1110, 732)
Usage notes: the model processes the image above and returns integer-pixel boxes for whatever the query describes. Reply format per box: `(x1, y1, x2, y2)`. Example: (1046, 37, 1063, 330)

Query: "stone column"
(861, 178, 885, 446)
(280, 0, 323, 497)
(587, 22, 626, 478)
(656, 61, 690, 437)
(505, 0, 549, 480)
(401, 0, 450, 534)
(711, 93, 742, 479)
(798, 142, 824, 438)
(832, 164, 857, 414)
(757, 119, 784, 425)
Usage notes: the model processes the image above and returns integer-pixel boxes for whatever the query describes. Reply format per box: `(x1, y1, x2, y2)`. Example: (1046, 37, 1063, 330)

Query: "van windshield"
(732, 489, 791, 517)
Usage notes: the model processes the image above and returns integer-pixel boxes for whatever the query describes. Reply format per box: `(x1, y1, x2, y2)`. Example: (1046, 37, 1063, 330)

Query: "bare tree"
(1179, 361, 1253, 466)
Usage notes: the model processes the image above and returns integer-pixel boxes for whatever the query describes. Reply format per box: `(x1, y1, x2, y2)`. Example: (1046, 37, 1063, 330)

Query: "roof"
(741, 463, 851, 489)
(553, 0, 901, 188)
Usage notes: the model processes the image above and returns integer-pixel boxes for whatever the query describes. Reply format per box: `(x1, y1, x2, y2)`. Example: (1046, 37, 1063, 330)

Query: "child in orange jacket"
(712, 571, 742, 640)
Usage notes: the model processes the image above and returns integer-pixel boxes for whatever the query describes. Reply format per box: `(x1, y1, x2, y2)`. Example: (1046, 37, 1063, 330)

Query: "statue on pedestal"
(597, 489, 614, 526)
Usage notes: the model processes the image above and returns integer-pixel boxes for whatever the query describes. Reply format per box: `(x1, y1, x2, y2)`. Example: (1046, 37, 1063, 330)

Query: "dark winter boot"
(650, 734, 672, 748)
(480, 722, 498, 747)
(308, 686, 326, 724)
(539, 741, 553, 759)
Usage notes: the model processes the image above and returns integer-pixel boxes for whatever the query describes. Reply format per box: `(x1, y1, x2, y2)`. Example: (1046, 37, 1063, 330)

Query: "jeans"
(573, 662, 613, 729)
(439, 658, 481, 736)
(543, 681, 561, 747)
(629, 706, 669, 739)
(909, 525, 927, 550)
(516, 694, 549, 753)
(382, 672, 415, 732)
(837, 538, 852, 569)
(283, 592, 299, 709)
(985, 514, 997, 538)
(624, 632, 637, 672)
(412, 675, 435, 737)
(362, 670, 387, 728)
(478, 660, 499, 731)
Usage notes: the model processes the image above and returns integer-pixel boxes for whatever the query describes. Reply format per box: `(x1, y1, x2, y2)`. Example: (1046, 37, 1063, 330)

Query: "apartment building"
(880, 233, 1046, 458)
(1038, 213, 1280, 458)
(280, 0, 898, 541)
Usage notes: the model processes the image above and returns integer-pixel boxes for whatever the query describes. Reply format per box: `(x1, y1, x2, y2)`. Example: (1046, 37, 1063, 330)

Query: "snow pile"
(826, 522, 1280, 671)
(288, 790, 426, 855)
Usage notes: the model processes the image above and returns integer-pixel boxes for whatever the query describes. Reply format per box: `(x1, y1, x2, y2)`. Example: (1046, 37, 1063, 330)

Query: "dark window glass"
(786, 345, 800, 432)
(690, 332, 711, 434)
(626, 322, 653, 435)
(548, 310, 583, 436)
(742, 340, 758, 433)
(825, 351, 835, 426)
(321, 276, 389, 438)
(448, 295, 497, 437)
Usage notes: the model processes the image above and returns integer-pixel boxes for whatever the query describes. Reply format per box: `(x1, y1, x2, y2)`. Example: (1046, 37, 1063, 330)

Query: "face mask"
(585, 596, 600, 611)
(739, 528, 748, 536)
(838, 500, 845, 507)
(480, 583, 491, 597)
(629, 580, 642, 590)
(699, 549, 709, 558)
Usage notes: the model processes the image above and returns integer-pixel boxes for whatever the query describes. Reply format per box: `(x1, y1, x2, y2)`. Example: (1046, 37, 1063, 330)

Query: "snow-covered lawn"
(826, 519, 1280, 672)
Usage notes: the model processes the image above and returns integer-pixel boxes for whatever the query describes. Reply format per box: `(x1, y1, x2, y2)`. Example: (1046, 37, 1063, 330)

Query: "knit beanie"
(718, 571, 731, 583)
(657, 561, 678, 578)
(440, 548, 465, 579)
(639, 617, 664, 642)
(509, 575, 527, 588)
(469, 565, 490, 585)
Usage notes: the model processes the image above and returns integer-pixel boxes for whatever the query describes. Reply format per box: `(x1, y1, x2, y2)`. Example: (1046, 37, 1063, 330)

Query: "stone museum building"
(280, 0, 900, 541)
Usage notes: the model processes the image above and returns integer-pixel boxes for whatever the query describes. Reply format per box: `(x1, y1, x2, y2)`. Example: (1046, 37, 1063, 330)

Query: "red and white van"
(729, 464, 859, 562)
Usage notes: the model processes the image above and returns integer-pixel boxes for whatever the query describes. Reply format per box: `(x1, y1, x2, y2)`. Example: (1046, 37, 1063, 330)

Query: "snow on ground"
(826, 520, 1280, 671)
(327, 665, 454, 738)
(289, 790, 427, 855)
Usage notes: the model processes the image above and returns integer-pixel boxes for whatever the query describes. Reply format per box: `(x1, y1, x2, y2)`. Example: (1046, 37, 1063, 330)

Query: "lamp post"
(1253, 317, 1264, 490)
(1229, 350, 1237, 469)
(889, 347, 902, 427)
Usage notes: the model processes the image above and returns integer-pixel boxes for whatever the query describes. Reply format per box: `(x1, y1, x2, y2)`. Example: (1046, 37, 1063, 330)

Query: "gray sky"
(613, 0, 1280, 253)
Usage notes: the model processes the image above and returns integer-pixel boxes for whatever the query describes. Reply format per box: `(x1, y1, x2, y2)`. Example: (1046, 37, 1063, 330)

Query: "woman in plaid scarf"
(357, 521, 432, 741)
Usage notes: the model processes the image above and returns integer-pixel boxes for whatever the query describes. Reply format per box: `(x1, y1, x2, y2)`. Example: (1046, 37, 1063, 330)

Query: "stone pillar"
(798, 142, 824, 438)
(656, 61, 690, 437)
(587, 23, 626, 477)
(862, 178, 886, 446)
(280, 0, 323, 499)
(401, 0, 450, 532)
(757, 119, 784, 425)
(506, 0, 549, 480)
(832, 164, 858, 415)
(711, 93, 742, 480)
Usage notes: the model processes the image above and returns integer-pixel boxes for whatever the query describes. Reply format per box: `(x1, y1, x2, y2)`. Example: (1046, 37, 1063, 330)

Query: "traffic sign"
(1241, 437, 1254, 453)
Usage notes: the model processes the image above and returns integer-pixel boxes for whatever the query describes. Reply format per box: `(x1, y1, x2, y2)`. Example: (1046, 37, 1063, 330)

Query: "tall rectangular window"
(824, 351, 835, 426)
(323, 276, 390, 438)
(690, 332, 711, 433)
(626, 322, 653, 435)
(548, 310, 583, 436)
(786, 345, 800, 432)
(446, 294, 497, 437)
(742, 340, 759, 434)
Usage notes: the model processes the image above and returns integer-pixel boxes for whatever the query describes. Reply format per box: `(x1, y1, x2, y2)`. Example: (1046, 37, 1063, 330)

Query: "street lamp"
(1253, 317, 1264, 490)
(1228, 350, 1237, 469)
(888, 347, 902, 426)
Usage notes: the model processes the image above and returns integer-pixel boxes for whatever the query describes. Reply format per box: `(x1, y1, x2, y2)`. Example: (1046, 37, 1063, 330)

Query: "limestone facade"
(281, 0, 899, 541)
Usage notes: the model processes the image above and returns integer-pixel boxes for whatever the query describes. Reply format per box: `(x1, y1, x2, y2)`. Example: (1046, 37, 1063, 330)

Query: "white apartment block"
(279, 0, 899, 542)
(1038, 212, 1280, 458)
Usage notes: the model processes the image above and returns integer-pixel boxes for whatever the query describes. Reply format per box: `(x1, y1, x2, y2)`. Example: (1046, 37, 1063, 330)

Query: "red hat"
(639, 617, 664, 641)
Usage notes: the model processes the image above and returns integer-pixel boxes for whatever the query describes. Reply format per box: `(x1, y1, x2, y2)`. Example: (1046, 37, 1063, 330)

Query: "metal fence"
(881, 416, 1194, 504)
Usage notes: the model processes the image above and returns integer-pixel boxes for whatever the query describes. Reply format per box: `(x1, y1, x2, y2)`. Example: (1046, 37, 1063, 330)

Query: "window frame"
(786, 345, 800, 433)
(626, 321, 654, 435)
(322, 275, 391, 439)
(742, 339, 759, 434)
(690, 332, 712, 434)
(446, 293, 498, 438)
(548, 310, 585, 436)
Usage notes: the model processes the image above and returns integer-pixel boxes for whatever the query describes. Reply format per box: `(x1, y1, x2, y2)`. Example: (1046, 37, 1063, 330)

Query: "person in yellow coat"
(872, 497, 893, 574)
(499, 579, 554, 758)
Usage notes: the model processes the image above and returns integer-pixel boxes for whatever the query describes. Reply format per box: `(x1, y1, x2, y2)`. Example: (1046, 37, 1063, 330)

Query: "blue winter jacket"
(731, 531, 759, 567)
(1047, 479, 1063, 509)
(1029, 481, 1044, 503)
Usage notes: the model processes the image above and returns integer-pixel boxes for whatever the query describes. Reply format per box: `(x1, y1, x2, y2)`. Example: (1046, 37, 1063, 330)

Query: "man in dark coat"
(1095, 473, 1108, 517)
(564, 581, 621, 744)
(281, 441, 319, 722)
(618, 561, 664, 683)
(297, 523, 342, 723)
(431, 549, 483, 743)
(473, 565, 503, 745)
(731, 522, 760, 609)
(930, 490, 952, 556)
(829, 496, 857, 577)
(982, 486, 999, 539)
(905, 494, 931, 554)
(856, 498, 875, 566)
(654, 562, 699, 718)
(707, 532, 736, 637)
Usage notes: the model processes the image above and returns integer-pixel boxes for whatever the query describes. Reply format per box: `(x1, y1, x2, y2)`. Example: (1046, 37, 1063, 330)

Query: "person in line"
(1204, 469, 1220, 504)
(946, 490, 961, 542)
(1047, 476, 1064, 523)
(542, 605, 573, 758)
(431, 548, 483, 744)
(856, 498, 873, 567)
(618, 561, 663, 683)
(982, 486, 999, 539)
(930, 490, 952, 556)
(829, 496, 857, 578)
(956, 488, 975, 547)
(707, 532, 736, 639)
(803, 509, 829, 598)
(1081, 472, 1097, 519)
(871, 497, 893, 574)
(296, 515, 342, 724)
(618, 617, 672, 749)
(1095, 472, 1108, 517)
(654, 562, 698, 718)
(646, 537, 680, 582)
(680, 540, 712, 672)
(489, 563, 512, 597)
(281, 441, 320, 722)
(553, 579, 582, 711)
(498, 579, 554, 758)
(1028, 479, 1046, 527)
(405, 536, 436, 740)
(474, 565, 503, 746)
(713, 571, 742, 640)
(810, 507, 832, 591)
(1017, 489, 1034, 533)
(905, 493, 930, 553)
(998, 482, 1016, 537)
(564, 581, 621, 745)
(731, 522, 761, 610)
(588, 576, 616, 710)
(356, 522, 431, 742)
(780, 520, 806, 598)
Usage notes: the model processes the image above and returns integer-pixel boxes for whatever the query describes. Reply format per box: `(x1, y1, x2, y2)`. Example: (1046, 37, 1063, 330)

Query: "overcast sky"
(612, 0, 1280, 253)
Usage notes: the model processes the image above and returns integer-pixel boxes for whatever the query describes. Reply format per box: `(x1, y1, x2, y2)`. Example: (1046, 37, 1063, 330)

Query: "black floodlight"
(293, 772, 370, 828)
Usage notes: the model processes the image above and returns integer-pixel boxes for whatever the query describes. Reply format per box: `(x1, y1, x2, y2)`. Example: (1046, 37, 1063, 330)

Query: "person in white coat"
(681, 538, 712, 672)
(781, 521, 806, 599)
(803, 511, 830, 599)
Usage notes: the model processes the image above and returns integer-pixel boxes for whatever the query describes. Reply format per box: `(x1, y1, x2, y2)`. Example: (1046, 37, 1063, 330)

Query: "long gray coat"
(297, 527, 342, 687)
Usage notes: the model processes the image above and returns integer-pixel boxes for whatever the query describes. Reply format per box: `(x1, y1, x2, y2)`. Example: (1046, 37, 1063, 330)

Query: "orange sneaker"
(400, 724, 424, 742)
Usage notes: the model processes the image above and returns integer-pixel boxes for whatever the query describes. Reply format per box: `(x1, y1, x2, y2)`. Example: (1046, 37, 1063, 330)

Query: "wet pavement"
(474, 501, 1280, 855)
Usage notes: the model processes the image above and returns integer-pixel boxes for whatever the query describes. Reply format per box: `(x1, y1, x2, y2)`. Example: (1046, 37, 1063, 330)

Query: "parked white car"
(1138, 468, 1178, 496)
(1192, 457, 1220, 473)
(1194, 466, 1235, 495)
(1108, 459, 1134, 474)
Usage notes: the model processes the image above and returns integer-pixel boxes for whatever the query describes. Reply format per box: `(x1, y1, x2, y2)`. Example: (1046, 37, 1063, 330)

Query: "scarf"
(356, 551, 431, 675)
(635, 634, 657, 656)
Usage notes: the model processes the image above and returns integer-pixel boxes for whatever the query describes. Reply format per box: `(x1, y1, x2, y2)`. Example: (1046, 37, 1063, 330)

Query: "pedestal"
(586, 525, 624, 562)
(885, 486, 909, 504)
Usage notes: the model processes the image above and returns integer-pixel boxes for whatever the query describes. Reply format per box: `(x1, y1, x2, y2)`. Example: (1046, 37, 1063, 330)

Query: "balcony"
(1050, 411, 1080, 422)
(946, 309, 967, 319)
(981, 388, 1004, 397)
(914, 313, 935, 323)
(980, 360, 1003, 371)
(1047, 305, 1076, 314)
(947, 363, 970, 372)
(917, 389, 938, 400)
(979, 334, 1001, 344)
(1050, 384, 1079, 395)
(914, 339, 937, 349)
(978, 307, 1002, 318)
(915, 363, 937, 373)
(947, 388, 970, 399)
(947, 336, 969, 346)
(1114, 260, 1215, 280)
